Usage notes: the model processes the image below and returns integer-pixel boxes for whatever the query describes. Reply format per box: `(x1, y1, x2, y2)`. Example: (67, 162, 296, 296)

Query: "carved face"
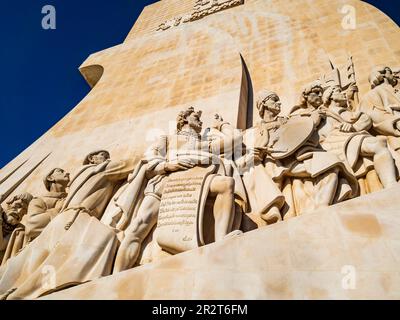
(383, 67, 397, 86)
(187, 111, 203, 134)
(89, 151, 109, 165)
(330, 87, 348, 107)
(306, 86, 323, 108)
(263, 94, 281, 116)
(48, 168, 70, 188)
(4, 199, 29, 225)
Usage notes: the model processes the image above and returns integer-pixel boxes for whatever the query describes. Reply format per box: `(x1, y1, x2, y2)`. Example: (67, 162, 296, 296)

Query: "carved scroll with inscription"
(156, 165, 217, 254)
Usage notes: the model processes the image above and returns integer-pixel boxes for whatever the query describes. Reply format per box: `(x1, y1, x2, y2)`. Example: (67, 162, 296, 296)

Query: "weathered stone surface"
(1, 0, 400, 300)
(42, 184, 400, 300)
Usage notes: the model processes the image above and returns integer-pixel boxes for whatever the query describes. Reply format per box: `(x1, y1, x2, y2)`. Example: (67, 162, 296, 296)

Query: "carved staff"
(346, 56, 359, 108)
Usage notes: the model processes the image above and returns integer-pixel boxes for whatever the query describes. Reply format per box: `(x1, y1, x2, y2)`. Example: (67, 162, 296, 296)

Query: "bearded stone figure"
(1, 168, 70, 266)
(0, 193, 33, 259)
(112, 107, 247, 273)
(239, 88, 358, 224)
(0, 150, 136, 300)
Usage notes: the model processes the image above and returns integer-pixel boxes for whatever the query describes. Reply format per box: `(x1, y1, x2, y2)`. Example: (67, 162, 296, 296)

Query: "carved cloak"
(0, 159, 135, 299)
(1, 191, 67, 266)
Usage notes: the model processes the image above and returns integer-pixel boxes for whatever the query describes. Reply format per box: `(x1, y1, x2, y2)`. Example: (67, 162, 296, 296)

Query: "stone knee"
(372, 136, 388, 154)
(375, 136, 389, 152)
(210, 176, 235, 195)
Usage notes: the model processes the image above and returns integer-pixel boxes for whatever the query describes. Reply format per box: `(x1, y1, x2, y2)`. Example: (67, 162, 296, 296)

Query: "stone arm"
(144, 135, 170, 178)
(103, 159, 138, 182)
(361, 107, 400, 137)
(235, 148, 264, 172)
(373, 116, 400, 137)
(325, 106, 372, 133)
(201, 122, 243, 155)
(351, 113, 373, 132)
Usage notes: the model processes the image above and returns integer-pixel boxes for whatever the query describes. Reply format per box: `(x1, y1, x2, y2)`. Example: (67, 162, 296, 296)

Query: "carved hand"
(249, 148, 264, 165)
(395, 121, 400, 131)
(340, 123, 355, 132)
(165, 160, 195, 172)
(347, 84, 359, 100)
(318, 106, 328, 116)
(278, 116, 289, 126)
(212, 113, 225, 129)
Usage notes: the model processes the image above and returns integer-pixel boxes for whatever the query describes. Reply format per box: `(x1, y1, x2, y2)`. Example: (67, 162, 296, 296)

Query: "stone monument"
(0, 0, 399, 299)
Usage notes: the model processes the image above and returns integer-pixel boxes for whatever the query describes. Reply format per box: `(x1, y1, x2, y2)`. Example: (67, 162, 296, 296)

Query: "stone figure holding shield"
(239, 87, 359, 223)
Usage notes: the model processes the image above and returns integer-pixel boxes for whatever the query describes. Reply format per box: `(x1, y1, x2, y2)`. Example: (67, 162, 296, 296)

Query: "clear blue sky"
(0, 0, 399, 168)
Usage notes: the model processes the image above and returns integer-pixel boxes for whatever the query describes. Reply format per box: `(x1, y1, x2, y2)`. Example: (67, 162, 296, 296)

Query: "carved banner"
(156, 165, 215, 254)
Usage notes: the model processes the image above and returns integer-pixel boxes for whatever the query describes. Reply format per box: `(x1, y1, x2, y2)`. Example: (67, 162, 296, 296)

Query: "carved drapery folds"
(1, 36, 400, 299)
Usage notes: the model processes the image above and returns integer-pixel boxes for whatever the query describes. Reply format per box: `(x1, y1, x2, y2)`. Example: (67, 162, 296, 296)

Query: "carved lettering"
(156, 166, 215, 254)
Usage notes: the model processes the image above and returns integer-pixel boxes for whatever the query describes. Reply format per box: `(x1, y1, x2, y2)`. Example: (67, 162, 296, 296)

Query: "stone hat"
(256, 90, 278, 111)
(302, 80, 323, 96)
(43, 168, 60, 191)
(83, 150, 110, 165)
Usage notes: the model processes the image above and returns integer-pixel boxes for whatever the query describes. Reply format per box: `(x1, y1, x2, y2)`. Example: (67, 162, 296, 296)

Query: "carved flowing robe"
(0, 159, 135, 299)
(0, 225, 26, 266)
(318, 106, 373, 177)
(239, 120, 286, 225)
(0, 209, 24, 262)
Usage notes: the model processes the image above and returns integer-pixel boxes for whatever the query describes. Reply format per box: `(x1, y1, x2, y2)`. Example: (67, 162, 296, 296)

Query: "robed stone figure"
(0, 150, 135, 300)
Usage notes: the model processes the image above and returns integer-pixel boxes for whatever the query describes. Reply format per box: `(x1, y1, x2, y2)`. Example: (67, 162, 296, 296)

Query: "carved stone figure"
(319, 85, 398, 188)
(113, 107, 245, 273)
(358, 66, 400, 167)
(237, 91, 287, 224)
(0, 150, 135, 300)
(241, 88, 359, 221)
(1, 168, 70, 265)
(359, 66, 400, 133)
(0, 193, 33, 259)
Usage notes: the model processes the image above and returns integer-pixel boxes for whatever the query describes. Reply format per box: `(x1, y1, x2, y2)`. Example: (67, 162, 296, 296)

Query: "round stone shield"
(269, 116, 314, 159)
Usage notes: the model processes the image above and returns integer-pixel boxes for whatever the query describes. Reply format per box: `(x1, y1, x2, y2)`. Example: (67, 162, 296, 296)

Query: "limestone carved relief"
(1, 168, 70, 266)
(1, 55, 400, 299)
(112, 107, 244, 272)
(0, 150, 135, 300)
(156, 0, 244, 31)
